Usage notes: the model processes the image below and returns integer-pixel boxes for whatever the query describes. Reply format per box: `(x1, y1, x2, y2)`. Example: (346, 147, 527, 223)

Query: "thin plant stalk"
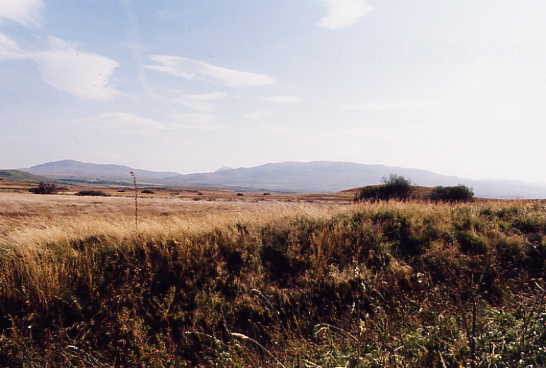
(130, 171, 138, 232)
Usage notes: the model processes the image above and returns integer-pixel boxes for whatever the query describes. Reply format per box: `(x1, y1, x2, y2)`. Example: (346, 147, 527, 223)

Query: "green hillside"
(0, 170, 54, 183)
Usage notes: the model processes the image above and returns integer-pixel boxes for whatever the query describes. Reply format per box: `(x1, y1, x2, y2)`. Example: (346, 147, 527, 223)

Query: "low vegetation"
(431, 185, 475, 202)
(354, 174, 413, 202)
(28, 182, 58, 194)
(0, 199, 544, 367)
(75, 190, 110, 197)
(354, 175, 475, 203)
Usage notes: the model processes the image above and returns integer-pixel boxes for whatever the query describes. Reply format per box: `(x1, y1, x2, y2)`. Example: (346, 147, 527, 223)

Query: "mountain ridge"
(18, 159, 546, 198)
(22, 160, 179, 183)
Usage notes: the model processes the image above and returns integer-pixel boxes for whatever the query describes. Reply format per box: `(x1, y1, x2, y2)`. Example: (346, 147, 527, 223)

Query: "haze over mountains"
(24, 160, 179, 183)
(19, 160, 546, 198)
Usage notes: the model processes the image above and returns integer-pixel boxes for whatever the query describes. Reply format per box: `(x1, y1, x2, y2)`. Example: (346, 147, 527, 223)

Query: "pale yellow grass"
(0, 192, 542, 309)
(0, 192, 349, 249)
(2, 192, 540, 250)
(0, 193, 351, 306)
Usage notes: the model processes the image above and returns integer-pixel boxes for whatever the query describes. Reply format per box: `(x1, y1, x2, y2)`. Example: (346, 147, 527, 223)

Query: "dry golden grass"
(1, 191, 543, 249)
(0, 190, 541, 271)
(0, 192, 349, 249)
(0, 190, 544, 367)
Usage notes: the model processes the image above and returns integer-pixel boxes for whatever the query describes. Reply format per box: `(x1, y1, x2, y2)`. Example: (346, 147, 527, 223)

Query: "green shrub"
(513, 217, 543, 234)
(495, 237, 525, 265)
(75, 190, 110, 197)
(141, 189, 155, 194)
(456, 231, 488, 255)
(430, 185, 474, 202)
(28, 182, 58, 194)
(495, 207, 522, 220)
(354, 174, 413, 202)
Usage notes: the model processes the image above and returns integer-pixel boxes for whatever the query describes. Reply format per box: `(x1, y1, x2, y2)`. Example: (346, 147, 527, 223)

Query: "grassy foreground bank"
(0, 201, 544, 367)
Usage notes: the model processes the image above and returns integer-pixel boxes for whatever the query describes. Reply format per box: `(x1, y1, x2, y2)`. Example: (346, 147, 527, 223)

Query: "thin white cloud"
(145, 55, 275, 87)
(0, 33, 23, 59)
(0, 34, 119, 100)
(167, 112, 223, 130)
(0, 0, 44, 27)
(319, 0, 373, 29)
(33, 37, 120, 100)
(80, 112, 221, 134)
(342, 100, 438, 112)
(243, 111, 273, 120)
(84, 112, 167, 130)
(261, 96, 301, 104)
(175, 92, 227, 112)
(78, 112, 168, 136)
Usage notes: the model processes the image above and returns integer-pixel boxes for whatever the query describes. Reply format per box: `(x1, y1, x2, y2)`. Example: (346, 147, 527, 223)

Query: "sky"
(1, 0, 545, 184)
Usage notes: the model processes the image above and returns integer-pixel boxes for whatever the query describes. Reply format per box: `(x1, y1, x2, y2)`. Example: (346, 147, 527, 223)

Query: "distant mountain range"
(22, 160, 179, 184)
(18, 160, 546, 198)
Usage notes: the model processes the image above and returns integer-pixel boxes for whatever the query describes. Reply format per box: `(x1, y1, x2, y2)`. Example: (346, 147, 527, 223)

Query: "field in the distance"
(0, 181, 544, 367)
(0, 189, 348, 249)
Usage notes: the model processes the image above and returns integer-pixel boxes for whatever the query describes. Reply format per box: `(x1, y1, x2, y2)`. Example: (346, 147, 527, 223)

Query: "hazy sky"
(1, 0, 545, 183)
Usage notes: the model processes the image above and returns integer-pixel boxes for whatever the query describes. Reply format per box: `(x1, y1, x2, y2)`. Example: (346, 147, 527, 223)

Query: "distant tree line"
(354, 174, 474, 202)
(28, 183, 112, 197)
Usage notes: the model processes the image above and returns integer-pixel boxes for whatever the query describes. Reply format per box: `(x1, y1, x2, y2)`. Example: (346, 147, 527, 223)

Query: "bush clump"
(141, 189, 155, 194)
(354, 174, 413, 202)
(456, 230, 488, 255)
(75, 190, 110, 197)
(430, 185, 474, 202)
(28, 182, 58, 194)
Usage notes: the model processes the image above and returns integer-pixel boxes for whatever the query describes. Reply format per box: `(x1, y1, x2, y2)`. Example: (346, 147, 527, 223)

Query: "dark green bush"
(75, 190, 110, 197)
(354, 174, 413, 202)
(430, 185, 474, 202)
(141, 189, 155, 194)
(28, 182, 57, 194)
(495, 237, 526, 265)
(456, 231, 488, 255)
(513, 217, 543, 234)
(495, 207, 522, 220)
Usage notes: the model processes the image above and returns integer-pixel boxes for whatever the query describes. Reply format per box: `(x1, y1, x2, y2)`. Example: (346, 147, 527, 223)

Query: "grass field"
(0, 188, 544, 367)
